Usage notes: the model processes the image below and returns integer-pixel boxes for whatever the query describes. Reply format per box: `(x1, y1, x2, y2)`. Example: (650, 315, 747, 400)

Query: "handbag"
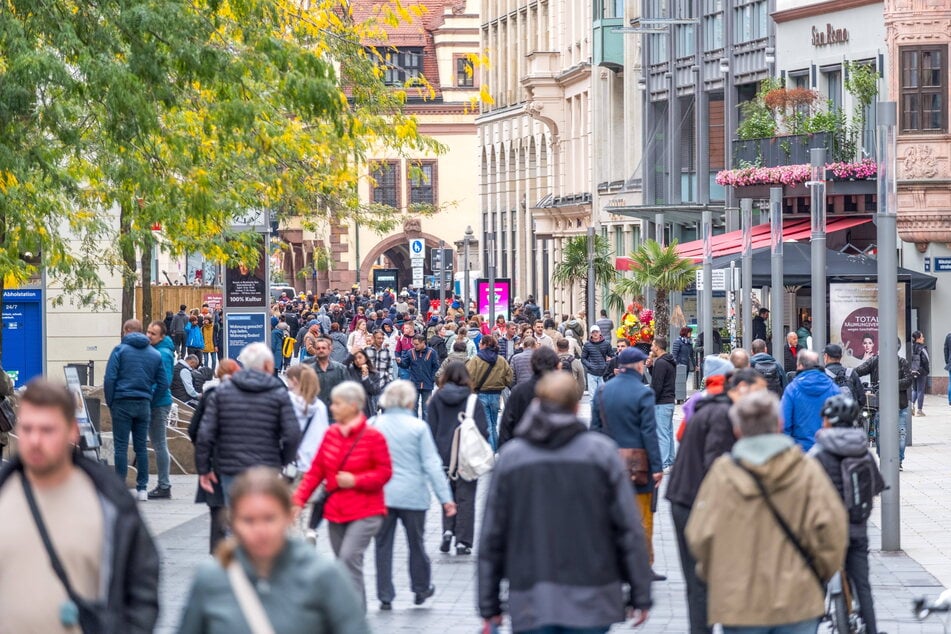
(20, 473, 107, 633)
(227, 561, 276, 634)
(0, 395, 16, 433)
(308, 426, 367, 530)
(598, 392, 650, 487)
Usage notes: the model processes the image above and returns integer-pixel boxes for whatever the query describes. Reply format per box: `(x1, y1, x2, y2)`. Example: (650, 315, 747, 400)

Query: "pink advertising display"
(477, 279, 511, 322)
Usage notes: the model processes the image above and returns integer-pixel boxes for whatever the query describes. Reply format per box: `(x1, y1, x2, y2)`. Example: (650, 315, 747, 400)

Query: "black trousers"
(374, 508, 430, 602)
(443, 477, 478, 547)
(172, 333, 186, 358)
(671, 501, 712, 634)
(846, 533, 877, 634)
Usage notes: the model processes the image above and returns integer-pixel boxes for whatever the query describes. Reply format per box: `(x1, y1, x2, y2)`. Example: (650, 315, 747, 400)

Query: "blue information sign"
(226, 312, 267, 360)
(933, 257, 951, 272)
(2, 289, 44, 387)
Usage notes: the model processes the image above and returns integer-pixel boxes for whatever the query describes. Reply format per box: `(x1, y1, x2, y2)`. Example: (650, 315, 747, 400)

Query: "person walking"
(556, 338, 587, 399)
(589, 346, 665, 579)
(823, 344, 865, 404)
(178, 468, 369, 634)
(855, 337, 914, 469)
(185, 315, 206, 360)
(171, 304, 189, 358)
(750, 338, 788, 396)
(509, 336, 537, 385)
(373, 381, 456, 610)
(285, 365, 330, 476)
(911, 330, 931, 416)
(293, 382, 392, 612)
(188, 359, 241, 554)
(437, 339, 469, 380)
(650, 336, 678, 470)
(596, 309, 615, 344)
(346, 349, 383, 418)
(0, 378, 160, 632)
(582, 325, 614, 395)
(397, 334, 440, 422)
(666, 369, 767, 634)
(304, 337, 349, 409)
(145, 320, 175, 500)
(498, 347, 561, 448)
(479, 373, 654, 634)
(465, 335, 513, 451)
(201, 315, 217, 371)
(365, 328, 395, 387)
(811, 394, 885, 634)
(751, 307, 769, 345)
(783, 331, 800, 374)
(427, 362, 490, 556)
(781, 350, 841, 452)
(196, 343, 301, 504)
(686, 389, 848, 633)
(671, 327, 696, 403)
(104, 319, 169, 501)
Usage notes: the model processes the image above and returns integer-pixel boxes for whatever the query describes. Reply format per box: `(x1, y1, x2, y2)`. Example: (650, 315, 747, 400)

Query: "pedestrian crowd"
(0, 289, 902, 634)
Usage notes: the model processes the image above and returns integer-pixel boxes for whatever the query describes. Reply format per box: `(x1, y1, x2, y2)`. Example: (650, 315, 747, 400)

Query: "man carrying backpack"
(823, 344, 864, 403)
(556, 338, 586, 399)
(811, 394, 885, 634)
(749, 339, 787, 396)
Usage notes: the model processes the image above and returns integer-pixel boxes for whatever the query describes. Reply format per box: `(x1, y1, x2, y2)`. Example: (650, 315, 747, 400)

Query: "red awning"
(615, 217, 872, 270)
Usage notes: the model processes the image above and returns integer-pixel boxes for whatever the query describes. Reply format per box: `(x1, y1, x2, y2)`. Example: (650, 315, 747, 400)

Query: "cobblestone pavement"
(145, 393, 951, 633)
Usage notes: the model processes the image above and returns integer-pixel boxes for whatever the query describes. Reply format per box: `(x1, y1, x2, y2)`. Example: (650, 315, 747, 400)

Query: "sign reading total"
(812, 23, 849, 47)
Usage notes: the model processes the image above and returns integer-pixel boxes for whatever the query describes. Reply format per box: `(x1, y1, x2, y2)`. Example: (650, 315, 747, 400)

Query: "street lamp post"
(741, 198, 753, 348)
(808, 148, 827, 352)
(487, 232, 497, 325)
(770, 187, 785, 358)
(586, 227, 596, 333)
(702, 211, 714, 357)
(463, 226, 473, 317)
(877, 102, 900, 551)
(438, 240, 446, 319)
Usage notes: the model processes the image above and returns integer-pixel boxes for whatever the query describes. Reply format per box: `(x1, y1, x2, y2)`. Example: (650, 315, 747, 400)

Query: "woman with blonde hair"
(285, 365, 329, 474)
(178, 468, 369, 633)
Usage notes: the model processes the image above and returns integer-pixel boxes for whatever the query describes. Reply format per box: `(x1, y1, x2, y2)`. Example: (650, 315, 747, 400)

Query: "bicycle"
(860, 386, 878, 448)
(913, 589, 951, 632)
(825, 569, 865, 633)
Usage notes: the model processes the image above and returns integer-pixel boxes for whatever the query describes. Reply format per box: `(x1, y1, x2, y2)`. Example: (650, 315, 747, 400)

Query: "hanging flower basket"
(716, 159, 877, 188)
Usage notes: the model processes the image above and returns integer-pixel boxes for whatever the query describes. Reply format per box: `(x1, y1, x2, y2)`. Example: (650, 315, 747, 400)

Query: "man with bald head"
(104, 319, 169, 500)
(729, 348, 750, 369)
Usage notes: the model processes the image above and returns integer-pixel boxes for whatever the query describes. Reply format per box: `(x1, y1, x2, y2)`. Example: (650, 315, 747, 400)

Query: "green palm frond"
(614, 240, 696, 297)
(551, 234, 618, 288)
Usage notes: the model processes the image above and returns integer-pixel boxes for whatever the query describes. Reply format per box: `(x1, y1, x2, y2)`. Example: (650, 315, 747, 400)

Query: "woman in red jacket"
(293, 381, 392, 612)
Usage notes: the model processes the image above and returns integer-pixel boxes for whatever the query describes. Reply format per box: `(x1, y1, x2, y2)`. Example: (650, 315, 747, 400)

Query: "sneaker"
(379, 602, 392, 611)
(305, 530, 318, 546)
(147, 486, 171, 500)
(919, 411, 926, 417)
(439, 531, 453, 553)
(900, 462, 904, 471)
(414, 585, 435, 606)
(651, 570, 668, 582)
(456, 544, 472, 555)
(136, 490, 148, 502)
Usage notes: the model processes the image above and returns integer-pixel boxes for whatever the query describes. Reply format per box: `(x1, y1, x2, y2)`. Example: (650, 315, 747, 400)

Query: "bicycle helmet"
(821, 393, 859, 427)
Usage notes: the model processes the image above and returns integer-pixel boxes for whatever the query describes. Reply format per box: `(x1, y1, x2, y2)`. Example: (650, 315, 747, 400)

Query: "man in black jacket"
(650, 336, 678, 469)
(666, 369, 767, 634)
(823, 344, 864, 404)
(855, 337, 913, 468)
(0, 379, 159, 633)
(497, 347, 560, 448)
(196, 342, 300, 503)
(479, 372, 653, 633)
(751, 308, 769, 346)
(170, 304, 189, 358)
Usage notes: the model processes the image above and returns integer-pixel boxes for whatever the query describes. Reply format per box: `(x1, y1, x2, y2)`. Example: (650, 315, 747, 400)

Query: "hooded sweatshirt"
(152, 335, 176, 408)
(104, 332, 168, 406)
(780, 368, 841, 451)
(479, 400, 653, 632)
(425, 383, 489, 466)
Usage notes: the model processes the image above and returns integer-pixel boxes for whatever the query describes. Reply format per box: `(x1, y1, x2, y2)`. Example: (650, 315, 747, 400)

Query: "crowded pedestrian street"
(142, 393, 951, 634)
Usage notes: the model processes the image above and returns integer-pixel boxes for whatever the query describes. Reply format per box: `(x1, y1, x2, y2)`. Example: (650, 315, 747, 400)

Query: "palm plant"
(551, 234, 618, 312)
(612, 240, 697, 339)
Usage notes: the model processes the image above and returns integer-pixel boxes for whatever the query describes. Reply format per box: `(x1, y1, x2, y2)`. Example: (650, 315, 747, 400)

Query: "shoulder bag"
(308, 426, 367, 530)
(732, 457, 825, 589)
(20, 474, 106, 633)
(473, 357, 498, 393)
(228, 560, 276, 634)
(598, 391, 649, 487)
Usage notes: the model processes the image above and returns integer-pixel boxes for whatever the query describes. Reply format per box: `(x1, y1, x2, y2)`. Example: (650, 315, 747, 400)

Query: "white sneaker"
(136, 490, 148, 502)
(305, 530, 318, 545)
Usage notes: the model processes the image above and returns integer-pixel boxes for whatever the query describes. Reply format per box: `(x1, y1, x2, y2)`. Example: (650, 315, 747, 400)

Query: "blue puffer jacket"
(781, 367, 841, 451)
(185, 322, 204, 349)
(104, 333, 169, 406)
(152, 336, 175, 408)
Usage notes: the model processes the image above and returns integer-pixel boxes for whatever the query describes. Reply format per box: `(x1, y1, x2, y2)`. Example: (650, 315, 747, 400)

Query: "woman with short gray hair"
(370, 381, 455, 610)
(293, 380, 391, 611)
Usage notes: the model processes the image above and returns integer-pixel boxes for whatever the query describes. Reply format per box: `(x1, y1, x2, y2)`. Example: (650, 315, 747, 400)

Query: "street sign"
(409, 239, 425, 264)
(933, 257, 951, 272)
(412, 269, 424, 287)
(925, 257, 932, 272)
(695, 269, 726, 291)
(431, 248, 454, 271)
(2, 288, 44, 387)
(225, 312, 268, 360)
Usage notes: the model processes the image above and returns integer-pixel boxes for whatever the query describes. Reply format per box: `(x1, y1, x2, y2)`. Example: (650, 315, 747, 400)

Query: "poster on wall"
(224, 236, 267, 308)
(829, 282, 908, 369)
(225, 312, 268, 360)
(477, 278, 512, 322)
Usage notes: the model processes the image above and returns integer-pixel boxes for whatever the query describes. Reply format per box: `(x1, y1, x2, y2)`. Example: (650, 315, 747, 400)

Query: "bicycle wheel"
(831, 589, 850, 633)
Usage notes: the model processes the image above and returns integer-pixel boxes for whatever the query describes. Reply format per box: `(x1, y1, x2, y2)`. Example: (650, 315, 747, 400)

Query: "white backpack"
(448, 394, 495, 481)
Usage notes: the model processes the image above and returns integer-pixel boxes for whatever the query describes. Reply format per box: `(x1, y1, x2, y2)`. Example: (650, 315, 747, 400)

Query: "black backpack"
(560, 354, 576, 374)
(753, 359, 784, 395)
(825, 366, 855, 398)
(840, 453, 883, 523)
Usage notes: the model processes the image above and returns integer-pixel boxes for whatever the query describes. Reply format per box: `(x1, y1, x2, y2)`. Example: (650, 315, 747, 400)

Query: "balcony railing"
(732, 132, 833, 169)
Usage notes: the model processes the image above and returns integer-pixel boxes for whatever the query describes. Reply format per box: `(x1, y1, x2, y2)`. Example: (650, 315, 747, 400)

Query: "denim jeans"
(478, 393, 501, 451)
(655, 403, 676, 467)
(722, 619, 819, 634)
(586, 373, 604, 394)
(149, 405, 171, 489)
(518, 628, 609, 634)
(203, 351, 217, 371)
(111, 398, 151, 491)
(875, 406, 908, 462)
(912, 375, 926, 411)
(416, 390, 432, 422)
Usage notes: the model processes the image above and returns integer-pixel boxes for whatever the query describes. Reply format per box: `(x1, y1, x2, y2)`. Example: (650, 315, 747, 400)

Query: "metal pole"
(702, 211, 714, 356)
(438, 240, 446, 319)
(877, 102, 900, 552)
(488, 232, 496, 326)
(463, 226, 472, 317)
(770, 187, 784, 357)
(741, 198, 753, 349)
(586, 227, 596, 334)
(809, 148, 827, 352)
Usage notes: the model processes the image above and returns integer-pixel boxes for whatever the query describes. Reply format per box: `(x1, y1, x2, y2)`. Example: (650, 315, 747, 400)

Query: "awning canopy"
(709, 242, 937, 291)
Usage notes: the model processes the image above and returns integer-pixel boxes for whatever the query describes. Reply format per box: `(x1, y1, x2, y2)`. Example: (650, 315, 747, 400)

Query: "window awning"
(615, 217, 872, 270)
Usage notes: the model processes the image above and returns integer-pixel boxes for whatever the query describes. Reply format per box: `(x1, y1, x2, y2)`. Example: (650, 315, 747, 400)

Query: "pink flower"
(716, 160, 876, 187)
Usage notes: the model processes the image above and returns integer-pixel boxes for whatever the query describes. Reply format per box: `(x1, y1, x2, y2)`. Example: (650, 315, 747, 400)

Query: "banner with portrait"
(829, 282, 908, 369)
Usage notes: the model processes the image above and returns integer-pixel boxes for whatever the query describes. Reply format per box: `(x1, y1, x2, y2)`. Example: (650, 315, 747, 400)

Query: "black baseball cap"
(823, 344, 843, 359)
